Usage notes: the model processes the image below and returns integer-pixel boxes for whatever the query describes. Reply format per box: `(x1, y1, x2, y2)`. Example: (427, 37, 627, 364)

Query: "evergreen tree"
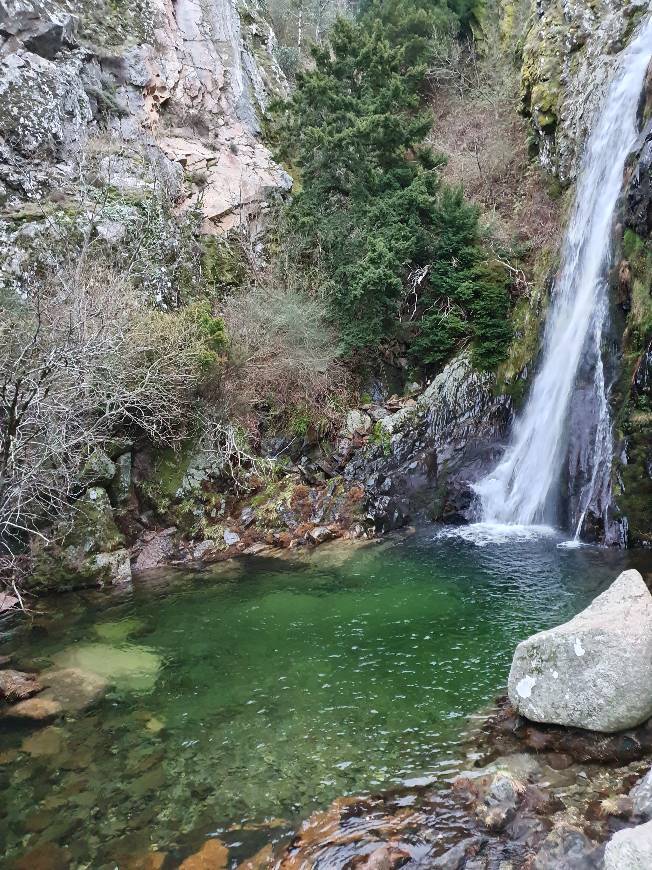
(272, 0, 512, 370)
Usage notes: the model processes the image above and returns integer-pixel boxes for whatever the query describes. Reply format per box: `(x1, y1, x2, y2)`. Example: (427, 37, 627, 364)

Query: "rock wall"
(341, 354, 513, 530)
(521, 0, 649, 182)
(0, 0, 291, 250)
(611, 111, 652, 547)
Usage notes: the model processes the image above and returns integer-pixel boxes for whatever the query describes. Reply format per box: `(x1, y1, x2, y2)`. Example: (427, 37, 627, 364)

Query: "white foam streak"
(435, 523, 558, 547)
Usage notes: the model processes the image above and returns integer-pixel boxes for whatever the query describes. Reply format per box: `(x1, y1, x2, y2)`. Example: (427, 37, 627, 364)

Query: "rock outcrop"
(0, 0, 291, 273)
(342, 353, 512, 531)
(28, 486, 132, 589)
(508, 569, 652, 732)
(520, 0, 649, 181)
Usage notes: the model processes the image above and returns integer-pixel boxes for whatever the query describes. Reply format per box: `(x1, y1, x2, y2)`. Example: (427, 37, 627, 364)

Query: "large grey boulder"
(508, 570, 652, 732)
(604, 819, 652, 870)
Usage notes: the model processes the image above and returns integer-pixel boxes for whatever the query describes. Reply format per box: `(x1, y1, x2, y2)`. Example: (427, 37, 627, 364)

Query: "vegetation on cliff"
(272, 0, 513, 369)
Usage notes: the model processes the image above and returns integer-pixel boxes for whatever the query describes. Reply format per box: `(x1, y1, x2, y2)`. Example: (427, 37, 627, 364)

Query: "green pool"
(0, 527, 637, 866)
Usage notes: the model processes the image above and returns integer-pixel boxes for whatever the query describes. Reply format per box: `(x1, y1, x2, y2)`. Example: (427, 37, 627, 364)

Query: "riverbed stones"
(604, 818, 652, 869)
(21, 726, 66, 757)
(533, 824, 602, 870)
(52, 643, 161, 692)
(40, 667, 108, 713)
(0, 668, 42, 702)
(508, 569, 652, 732)
(4, 696, 63, 721)
(179, 839, 229, 869)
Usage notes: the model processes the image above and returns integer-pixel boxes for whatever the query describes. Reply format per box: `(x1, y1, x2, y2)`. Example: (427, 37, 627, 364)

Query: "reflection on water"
(0, 528, 637, 866)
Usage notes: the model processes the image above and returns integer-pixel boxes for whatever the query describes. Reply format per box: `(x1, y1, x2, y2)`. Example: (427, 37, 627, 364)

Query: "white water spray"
(475, 18, 652, 534)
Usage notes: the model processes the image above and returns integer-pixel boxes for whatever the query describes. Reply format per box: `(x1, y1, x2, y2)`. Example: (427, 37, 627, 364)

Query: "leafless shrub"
(221, 281, 346, 432)
(427, 19, 561, 259)
(0, 262, 215, 571)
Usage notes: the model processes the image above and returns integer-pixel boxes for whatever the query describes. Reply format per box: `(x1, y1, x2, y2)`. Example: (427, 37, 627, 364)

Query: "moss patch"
(612, 229, 652, 546)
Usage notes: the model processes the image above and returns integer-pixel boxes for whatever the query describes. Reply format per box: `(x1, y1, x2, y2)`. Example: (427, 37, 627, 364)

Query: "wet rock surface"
(522, 0, 649, 182)
(267, 699, 652, 870)
(341, 354, 512, 532)
(39, 667, 109, 713)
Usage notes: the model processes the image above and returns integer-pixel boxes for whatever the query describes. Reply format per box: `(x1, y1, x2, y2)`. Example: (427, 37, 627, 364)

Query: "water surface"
(0, 528, 638, 866)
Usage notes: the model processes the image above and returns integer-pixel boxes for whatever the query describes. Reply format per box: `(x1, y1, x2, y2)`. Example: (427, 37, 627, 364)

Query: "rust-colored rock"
(12, 842, 71, 870)
(179, 839, 229, 870)
(236, 844, 273, 870)
(122, 852, 168, 870)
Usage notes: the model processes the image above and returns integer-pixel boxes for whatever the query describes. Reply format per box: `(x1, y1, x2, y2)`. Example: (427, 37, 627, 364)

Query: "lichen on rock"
(508, 569, 652, 732)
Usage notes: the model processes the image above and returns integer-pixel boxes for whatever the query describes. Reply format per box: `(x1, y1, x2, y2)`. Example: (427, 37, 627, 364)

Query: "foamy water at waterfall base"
(473, 18, 652, 538)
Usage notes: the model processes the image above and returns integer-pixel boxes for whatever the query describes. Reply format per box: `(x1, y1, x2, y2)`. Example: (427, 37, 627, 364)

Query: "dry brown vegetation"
(221, 280, 349, 436)
(0, 263, 217, 568)
(428, 31, 561, 264)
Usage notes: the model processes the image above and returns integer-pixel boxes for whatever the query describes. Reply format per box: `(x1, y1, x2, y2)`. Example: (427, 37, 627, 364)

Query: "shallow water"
(0, 528, 642, 866)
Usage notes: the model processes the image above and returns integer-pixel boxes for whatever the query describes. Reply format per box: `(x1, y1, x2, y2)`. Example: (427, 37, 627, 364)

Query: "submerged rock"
(40, 667, 108, 713)
(604, 818, 652, 869)
(533, 824, 602, 870)
(11, 842, 72, 870)
(0, 668, 42, 702)
(179, 838, 229, 870)
(355, 844, 410, 869)
(21, 725, 66, 757)
(4, 696, 63, 721)
(52, 643, 161, 693)
(94, 618, 145, 644)
(508, 569, 652, 732)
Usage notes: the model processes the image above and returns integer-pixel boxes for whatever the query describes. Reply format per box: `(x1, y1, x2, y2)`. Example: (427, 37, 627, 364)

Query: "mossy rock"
(27, 488, 126, 591)
(200, 237, 247, 298)
(611, 230, 652, 545)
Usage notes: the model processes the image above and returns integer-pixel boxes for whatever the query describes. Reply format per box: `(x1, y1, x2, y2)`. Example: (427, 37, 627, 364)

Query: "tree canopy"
(272, 0, 512, 370)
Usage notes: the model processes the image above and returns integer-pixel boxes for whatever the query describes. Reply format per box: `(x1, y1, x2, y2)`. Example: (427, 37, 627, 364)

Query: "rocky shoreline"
(7, 352, 512, 604)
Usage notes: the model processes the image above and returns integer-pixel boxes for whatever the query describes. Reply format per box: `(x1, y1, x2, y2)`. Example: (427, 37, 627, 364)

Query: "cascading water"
(474, 17, 652, 537)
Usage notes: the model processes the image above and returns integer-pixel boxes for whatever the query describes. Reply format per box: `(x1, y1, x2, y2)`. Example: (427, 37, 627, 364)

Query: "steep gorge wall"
(521, 0, 649, 182)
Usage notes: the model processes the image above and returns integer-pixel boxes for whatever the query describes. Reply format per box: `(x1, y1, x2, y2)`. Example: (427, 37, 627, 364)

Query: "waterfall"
(474, 17, 652, 534)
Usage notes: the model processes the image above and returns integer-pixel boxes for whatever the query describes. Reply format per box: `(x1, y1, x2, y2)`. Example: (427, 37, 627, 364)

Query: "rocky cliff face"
(0, 0, 291, 258)
(342, 355, 512, 530)
(521, 0, 649, 182)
